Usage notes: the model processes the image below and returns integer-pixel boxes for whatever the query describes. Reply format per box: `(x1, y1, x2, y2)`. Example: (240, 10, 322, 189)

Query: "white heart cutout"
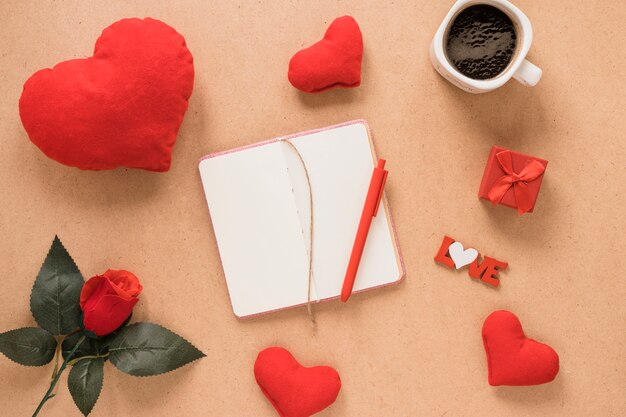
(448, 241, 478, 269)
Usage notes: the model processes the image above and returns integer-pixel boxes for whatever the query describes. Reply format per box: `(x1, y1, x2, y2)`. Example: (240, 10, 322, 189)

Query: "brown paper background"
(1, 0, 624, 416)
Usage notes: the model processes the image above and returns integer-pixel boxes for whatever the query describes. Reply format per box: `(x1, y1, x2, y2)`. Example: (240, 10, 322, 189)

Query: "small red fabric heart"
(254, 347, 341, 417)
(19, 18, 194, 171)
(288, 16, 363, 93)
(482, 310, 559, 386)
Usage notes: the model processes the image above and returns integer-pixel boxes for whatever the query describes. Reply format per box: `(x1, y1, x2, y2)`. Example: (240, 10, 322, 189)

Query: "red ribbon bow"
(487, 150, 545, 214)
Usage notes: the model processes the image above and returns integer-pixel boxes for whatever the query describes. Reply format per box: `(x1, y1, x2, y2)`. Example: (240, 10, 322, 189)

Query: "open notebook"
(199, 120, 404, 317)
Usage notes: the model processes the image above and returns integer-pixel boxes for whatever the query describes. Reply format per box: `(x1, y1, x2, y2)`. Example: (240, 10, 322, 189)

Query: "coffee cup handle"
(513, 59, 542, 87)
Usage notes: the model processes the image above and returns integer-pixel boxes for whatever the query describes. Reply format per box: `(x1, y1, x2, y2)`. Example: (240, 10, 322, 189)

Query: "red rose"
(80, 269, 142, 336)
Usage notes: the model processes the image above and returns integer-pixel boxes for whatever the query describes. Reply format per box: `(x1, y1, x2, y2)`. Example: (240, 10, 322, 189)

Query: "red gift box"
(478, 146, 548, 214)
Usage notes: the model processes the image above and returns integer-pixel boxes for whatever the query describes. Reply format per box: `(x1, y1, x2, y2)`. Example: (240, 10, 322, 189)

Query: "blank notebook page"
(199, 121, 402, 317)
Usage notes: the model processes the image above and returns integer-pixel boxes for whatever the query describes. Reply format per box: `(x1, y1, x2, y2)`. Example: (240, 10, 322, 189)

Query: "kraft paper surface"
(0, 1, 624, 416)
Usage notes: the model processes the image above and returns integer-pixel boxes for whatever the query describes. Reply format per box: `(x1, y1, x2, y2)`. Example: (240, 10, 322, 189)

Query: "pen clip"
(373, 169, 388, 217)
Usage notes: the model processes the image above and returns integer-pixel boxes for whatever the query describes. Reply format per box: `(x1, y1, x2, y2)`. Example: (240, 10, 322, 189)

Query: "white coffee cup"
(430, 0, 542, 94)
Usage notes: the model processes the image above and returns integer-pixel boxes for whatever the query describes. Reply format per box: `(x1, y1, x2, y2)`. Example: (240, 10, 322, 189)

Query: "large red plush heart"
(482, 310, 559, 386)
(254, 347, 341, 417)
(288, 16, 362, 93)
(19, 18, 194, 171)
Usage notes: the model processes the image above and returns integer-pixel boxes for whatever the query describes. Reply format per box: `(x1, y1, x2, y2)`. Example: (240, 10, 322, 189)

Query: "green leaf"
(62, 332, 112, 362)
(0, 327, 57, 366)
(68, 357, 104, 416)
(30, 236, 85, 335)
(109, 322, 205, 377)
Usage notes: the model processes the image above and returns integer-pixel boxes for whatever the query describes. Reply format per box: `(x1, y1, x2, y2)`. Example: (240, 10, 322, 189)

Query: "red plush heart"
(19, 18, 194, 171)
(254, 347, 341, 417)
(288, 16, 363, 93)
(482, 310, 559, 386)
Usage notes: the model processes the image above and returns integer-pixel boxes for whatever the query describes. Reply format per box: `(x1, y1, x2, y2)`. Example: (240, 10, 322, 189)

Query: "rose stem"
(32, 335, 87, 417)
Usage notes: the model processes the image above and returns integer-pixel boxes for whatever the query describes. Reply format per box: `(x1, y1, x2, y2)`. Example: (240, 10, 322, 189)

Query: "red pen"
(341, 159, 388, 302)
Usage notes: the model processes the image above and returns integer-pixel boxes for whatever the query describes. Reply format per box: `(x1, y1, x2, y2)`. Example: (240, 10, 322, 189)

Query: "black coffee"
(445, 4, 517, 80)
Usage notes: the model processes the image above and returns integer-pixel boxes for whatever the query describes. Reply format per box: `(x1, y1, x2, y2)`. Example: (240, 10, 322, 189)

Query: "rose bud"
(79, 269, 143, 336)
